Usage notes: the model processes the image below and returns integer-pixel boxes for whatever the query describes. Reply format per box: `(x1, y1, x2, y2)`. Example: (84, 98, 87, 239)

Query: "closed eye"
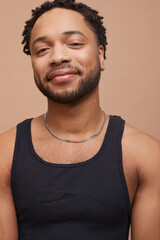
(69, 43, 84, 47)
(36, 48, 48, 55)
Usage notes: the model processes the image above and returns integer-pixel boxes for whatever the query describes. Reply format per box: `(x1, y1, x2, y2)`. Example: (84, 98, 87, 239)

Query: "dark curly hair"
(22, 0, 107, 59)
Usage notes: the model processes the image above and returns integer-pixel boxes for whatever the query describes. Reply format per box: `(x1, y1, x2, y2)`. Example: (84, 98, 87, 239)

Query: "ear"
(98, 45, 105, 71)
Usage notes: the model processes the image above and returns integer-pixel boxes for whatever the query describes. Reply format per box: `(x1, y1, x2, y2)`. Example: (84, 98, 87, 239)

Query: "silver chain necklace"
(43, 111, 107, 143)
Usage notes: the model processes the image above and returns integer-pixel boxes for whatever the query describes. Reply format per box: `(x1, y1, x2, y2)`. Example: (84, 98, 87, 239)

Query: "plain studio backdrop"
(0, 1, 159, 239)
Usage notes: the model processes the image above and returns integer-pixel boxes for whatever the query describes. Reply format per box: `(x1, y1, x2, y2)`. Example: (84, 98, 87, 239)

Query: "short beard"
(34, 60, 101, 104)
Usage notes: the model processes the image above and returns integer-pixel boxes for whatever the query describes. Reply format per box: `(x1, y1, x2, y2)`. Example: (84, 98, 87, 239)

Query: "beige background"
(0, 0, 160, 140)
(1, 1, 159, 238)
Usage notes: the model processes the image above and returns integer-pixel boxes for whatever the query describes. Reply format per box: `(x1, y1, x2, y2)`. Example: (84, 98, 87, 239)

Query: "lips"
(48, 68, 79, 82)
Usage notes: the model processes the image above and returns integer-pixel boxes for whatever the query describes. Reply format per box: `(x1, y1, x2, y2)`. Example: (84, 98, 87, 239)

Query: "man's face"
(30, 8, 104, 104)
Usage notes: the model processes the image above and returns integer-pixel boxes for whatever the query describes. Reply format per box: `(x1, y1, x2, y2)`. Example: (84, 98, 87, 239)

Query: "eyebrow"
(62, 31, 88, 39)
(31, 31, 87, 48)
(32, 36, 47, 49)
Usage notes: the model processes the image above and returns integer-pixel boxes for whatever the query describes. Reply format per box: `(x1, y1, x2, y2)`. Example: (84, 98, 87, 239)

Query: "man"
(0, 0, 159, 239)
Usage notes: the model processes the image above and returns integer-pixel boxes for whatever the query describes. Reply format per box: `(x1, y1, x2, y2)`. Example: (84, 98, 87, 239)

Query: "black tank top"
(11, 115, 130, 240)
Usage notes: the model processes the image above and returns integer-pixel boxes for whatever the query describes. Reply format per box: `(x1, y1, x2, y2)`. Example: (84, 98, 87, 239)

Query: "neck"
(45, 89, 105, 139)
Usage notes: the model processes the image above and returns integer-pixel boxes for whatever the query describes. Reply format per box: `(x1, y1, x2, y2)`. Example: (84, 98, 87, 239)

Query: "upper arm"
(0, 128, 18, 240)
(130, 133, 160, 239)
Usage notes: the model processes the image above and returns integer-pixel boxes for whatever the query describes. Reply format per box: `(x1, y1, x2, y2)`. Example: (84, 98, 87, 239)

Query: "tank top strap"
(16, 118, 32, 150)
(107, 115, 125, 154)
(11, 118, 32, 191)
(107, 115, 130, 215)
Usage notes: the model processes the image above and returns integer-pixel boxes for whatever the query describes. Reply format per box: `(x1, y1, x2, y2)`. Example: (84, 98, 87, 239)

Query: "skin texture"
(0, 8, 160, 240)
(30, 9, 103, 105)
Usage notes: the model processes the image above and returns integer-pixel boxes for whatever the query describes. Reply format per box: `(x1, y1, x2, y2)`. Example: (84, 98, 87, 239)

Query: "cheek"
(75, 49, 98, 68)
(31, 58, 47, 78)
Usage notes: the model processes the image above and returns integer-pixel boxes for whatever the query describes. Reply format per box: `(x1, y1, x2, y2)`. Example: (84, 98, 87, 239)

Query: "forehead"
(30, 8, 95, 42)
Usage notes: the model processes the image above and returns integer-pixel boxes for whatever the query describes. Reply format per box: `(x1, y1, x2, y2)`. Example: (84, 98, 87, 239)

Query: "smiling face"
(30, 8, 104, 104)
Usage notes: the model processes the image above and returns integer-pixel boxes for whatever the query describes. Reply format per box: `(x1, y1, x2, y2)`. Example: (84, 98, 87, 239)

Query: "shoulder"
(0, 128, 19, 239)
(122, 122, 160, 162)
(0, 127, 17, 154)
(0, 127, 17, 185)
(122, 122, 160, 185)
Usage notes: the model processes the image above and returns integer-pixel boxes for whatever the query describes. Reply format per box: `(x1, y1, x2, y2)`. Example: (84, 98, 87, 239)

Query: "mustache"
(44, 63, 83, 82)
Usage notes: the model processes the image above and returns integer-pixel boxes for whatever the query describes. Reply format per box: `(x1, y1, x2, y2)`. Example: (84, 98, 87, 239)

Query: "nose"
(49, 43, 72, 65)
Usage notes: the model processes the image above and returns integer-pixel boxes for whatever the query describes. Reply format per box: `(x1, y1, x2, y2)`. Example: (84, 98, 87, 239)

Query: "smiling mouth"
(48, 68, 79, 83)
